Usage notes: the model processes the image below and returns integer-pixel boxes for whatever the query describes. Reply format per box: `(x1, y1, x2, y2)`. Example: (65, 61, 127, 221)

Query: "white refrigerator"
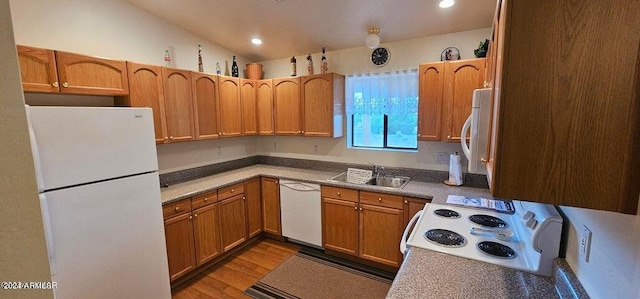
(26, 106, 171, 299)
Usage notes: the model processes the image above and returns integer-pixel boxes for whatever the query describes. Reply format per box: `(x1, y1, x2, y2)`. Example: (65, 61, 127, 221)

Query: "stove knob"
(522, 211, 535, 223)
(525, 217, 538, 229)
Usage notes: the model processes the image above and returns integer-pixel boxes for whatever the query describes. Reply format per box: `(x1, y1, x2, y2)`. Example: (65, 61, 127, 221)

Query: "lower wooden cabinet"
(261, 177, 281, 236)
(403, 197, 429, 227)
(219, 194, 248, 252)
(192, 203, 222, 266)
(164, 211, 196, 282)
(245, 178, 263, 238)
(321, 187, 406, 268)
(322, 197, 359, 255)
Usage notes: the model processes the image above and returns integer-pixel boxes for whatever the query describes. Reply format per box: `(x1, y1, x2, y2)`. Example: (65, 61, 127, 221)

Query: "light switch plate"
(580, 225, 592, 263)
(437, 152, 450, 164)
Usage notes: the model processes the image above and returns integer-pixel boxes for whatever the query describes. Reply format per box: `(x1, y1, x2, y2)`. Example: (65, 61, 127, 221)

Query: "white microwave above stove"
(400, 199, 563, 276)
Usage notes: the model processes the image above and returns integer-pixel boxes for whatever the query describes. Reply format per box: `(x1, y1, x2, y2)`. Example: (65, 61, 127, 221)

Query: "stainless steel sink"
(365, 176, 411, 189)
(328, 172, 410, 189)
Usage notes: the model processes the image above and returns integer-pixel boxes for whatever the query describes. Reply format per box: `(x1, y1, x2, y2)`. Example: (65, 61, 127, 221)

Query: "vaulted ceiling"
(123, 0, 496, 62)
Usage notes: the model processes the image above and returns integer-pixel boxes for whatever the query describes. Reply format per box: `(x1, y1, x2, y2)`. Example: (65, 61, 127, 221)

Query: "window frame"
(350, 114, 418, 151)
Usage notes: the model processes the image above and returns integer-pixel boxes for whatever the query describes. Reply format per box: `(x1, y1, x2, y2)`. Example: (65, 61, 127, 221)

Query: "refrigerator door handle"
(460, 113, 472, 161)
(39, 193, 56, 275)
(25, 105, 45, 192)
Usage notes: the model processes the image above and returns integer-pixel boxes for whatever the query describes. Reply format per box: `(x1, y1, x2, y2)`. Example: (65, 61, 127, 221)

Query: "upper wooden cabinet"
(301, 73, 345, 137)
(417, 59, 485, 142)
(273, 77, 302, 135)
(16, 45, 60, 93)
(486, 0, 640, 214)
(442, 59, 485, 142)
(218, 76, 243, 137)
(55, 51, 129, 95)
(162, 68, 195, 143)
(191, 72, 220, 140)
(256, 79, 274, 135)
(241, 79, 258, 136)
(117, 62, 167, 143)
(417, 62, 444, 141)
(17, 45, 128, 96)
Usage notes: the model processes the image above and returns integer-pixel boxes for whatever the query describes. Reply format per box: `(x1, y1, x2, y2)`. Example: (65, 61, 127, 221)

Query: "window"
(347, 70, 418, 150)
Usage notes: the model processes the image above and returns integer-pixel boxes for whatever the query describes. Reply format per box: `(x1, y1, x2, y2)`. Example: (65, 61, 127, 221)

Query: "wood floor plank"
(172, 238, 300, 299)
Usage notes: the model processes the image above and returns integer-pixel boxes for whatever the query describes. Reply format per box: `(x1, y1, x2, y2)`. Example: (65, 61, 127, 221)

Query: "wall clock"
(371, 46, 390, 67)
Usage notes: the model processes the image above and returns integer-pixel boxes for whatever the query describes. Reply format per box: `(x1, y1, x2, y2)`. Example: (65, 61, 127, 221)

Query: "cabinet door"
(257, 80, 274, 135)
(273, 77, 302, 135)
(218, 76, 243, 137)
(193, 203, 222, 266)
(55, 51, 129, 95)
(244, 178, 262, 238)
(125, 62, 167, 144)
(261, 177, 281, 235)
(417, 62, 444, 141)
(16, 45, 60, 93)
(219, 194, 247, 252)
(162, 68, 195, 142)
(359, 204, 403, 267)
(301, 73, 334, 137)
(241, 79, 258, 135)
(192, 72, 220, 140)
(164, 212, 196, 282)
(403, 197, 429, 228)
(322, 197, 358, 256)
(442, 58, 485, 142)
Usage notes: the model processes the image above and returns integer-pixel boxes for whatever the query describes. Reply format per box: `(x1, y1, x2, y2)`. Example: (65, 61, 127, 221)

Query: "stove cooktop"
(404, 200, 563, 276)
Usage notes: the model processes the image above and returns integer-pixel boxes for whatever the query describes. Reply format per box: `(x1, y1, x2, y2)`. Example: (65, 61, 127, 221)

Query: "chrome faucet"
(371, 163, 385, 180)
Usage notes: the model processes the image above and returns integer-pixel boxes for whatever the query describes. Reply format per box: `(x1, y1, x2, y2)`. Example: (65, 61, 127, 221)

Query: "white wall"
(559, 202, 640, 299)
(9, 0, 252, 75)
(157, 137, 259, 174)
(1, 1, 53, 298)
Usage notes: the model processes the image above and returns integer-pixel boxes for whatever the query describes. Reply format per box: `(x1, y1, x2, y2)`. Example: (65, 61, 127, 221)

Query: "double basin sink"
(328, 172, 410, 189)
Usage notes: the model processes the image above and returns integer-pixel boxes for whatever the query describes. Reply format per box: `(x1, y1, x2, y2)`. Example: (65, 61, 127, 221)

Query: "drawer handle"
(175, 206, 180, 212)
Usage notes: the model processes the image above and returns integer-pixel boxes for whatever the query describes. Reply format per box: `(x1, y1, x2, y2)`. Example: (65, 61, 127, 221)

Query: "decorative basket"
(246, 63, 263, 80)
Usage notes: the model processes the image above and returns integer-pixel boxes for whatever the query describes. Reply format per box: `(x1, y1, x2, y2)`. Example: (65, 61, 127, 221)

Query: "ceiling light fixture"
(365, 27, 380, 49)
(439, 0, 455, 8)
(251, 38, 263, 45)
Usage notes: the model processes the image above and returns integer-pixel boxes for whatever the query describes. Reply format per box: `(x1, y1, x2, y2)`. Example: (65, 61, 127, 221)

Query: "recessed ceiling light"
(251, 38, 263, 45)
(439, 0, 455, 8)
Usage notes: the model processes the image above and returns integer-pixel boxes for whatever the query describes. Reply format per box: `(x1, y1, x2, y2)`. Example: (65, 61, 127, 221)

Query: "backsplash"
(159, 155, 490, 189)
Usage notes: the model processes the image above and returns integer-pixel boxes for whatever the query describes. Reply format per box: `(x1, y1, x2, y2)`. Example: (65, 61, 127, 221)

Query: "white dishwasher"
(279, 179, 322, 248)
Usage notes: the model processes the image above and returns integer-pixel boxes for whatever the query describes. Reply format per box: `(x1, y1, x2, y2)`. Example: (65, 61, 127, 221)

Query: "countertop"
(160, 164, 587, 298)
(160, 164, 492, 204)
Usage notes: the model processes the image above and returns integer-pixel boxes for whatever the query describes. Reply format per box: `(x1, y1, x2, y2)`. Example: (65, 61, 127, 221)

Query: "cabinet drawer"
(163, 199, 191, 219)
(321, 186, 358, 202)
(360, 191, 403, 209)
(218, 183, 244, 200)
(191, 190, 218, 210)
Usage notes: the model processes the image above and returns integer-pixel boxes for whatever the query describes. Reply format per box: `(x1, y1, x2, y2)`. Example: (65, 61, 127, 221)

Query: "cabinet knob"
(169, 136, 174, 140)
(480, 158, 487, 164)
(194, 213, 198, 218)
(378, 197, 382, 201)
(52, 82, 59, 88)
(189, 215, 193, 220)
(223, 132, 226, 136)
(231, 189, 234, 193)
(337, 192, 341, 196)
(404, 200, 408, 204)
(62, 82, 69, 88)
(175, 206, 180, 212)
(243, 196, 246, 200)
(275, 180, 278, 184)
(164, 137, 169, 141)
(218, 132, 222, 136)
(270, 130, 273, 133)
(301, 130, 305, 134)
(359, 207, 363, 211)
(354, 206, 357, 210)
(447, 135, 452, 140)
(204, 197, 208, 202)
(417, 133, 421, 137)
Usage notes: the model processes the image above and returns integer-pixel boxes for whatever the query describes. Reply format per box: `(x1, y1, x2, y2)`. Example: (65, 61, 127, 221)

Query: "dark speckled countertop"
(160, 164, 588, 298)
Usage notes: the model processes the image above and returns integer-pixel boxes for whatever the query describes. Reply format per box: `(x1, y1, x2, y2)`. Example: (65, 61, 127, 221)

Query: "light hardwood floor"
(172, 238, 301, 299)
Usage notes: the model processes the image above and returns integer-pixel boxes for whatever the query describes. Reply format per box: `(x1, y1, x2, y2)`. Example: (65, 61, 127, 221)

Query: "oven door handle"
(400, 210, 423, 254)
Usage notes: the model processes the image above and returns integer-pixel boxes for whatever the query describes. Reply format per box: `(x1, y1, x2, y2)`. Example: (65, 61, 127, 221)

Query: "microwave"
(461, 88, 492, 174)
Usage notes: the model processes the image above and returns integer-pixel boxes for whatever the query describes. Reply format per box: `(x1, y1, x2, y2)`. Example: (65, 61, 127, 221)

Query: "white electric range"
(401, 199, 563, 276)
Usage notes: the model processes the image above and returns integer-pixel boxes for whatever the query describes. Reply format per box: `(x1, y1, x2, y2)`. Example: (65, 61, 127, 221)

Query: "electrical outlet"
(314, 145, 318, 154)
(580, 225, 592, 263)
(436, 152, 450, 164)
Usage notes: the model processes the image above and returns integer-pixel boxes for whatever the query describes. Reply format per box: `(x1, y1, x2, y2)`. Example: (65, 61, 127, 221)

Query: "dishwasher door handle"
(280, 182, 320, 192)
